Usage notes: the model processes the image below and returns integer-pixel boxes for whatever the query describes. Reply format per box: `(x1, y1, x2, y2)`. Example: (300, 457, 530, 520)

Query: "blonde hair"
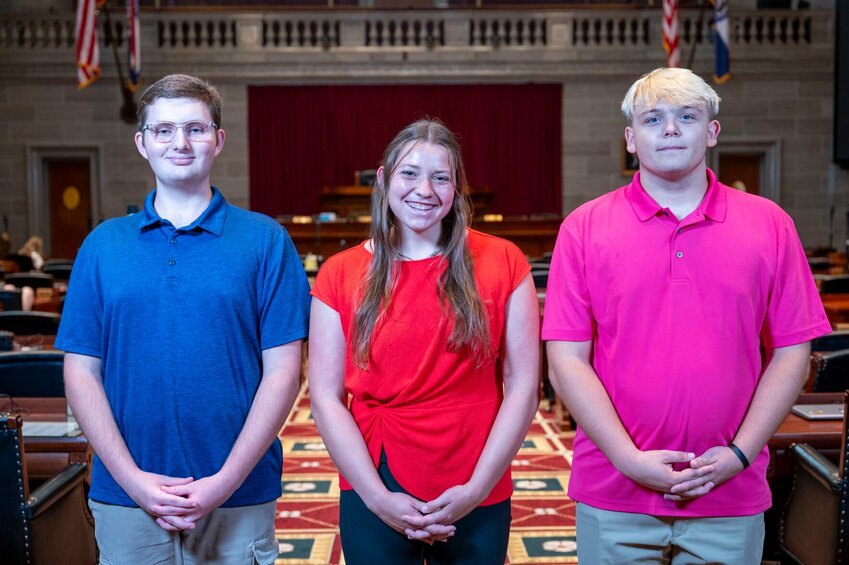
(18, 236, 43, 255)
(351, 119, 492, 369)
(621, 67, 721, 124)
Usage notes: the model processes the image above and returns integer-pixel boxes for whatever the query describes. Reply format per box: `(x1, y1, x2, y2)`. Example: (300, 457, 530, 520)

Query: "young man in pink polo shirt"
(542, 67, 832, 563)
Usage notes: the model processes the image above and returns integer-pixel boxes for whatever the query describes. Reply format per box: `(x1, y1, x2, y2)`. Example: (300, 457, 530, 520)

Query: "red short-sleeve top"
(311, 229, 530, 505)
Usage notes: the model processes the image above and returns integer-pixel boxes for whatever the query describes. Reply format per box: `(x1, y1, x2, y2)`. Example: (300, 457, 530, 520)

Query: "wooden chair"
(0, 412, 96, 565)
(0, 312, 60, 336)
(780, 390, 849, 564)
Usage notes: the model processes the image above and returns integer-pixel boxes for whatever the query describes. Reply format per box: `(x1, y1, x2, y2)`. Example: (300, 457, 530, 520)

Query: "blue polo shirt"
(56, 187, 310, 507)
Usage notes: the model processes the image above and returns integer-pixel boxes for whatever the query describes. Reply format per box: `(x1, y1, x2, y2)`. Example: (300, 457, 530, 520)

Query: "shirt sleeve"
(54, 233, 103, 357)
(505, 240, 531, 292)
(310, 254, 341, 312)
(541, 217, 595, 342)
(760, 217, 832, 348)
(258, 228, 311, 349)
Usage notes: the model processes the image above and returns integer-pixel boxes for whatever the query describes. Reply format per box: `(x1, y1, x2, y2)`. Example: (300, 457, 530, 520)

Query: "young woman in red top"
(309, 119, 540, 564)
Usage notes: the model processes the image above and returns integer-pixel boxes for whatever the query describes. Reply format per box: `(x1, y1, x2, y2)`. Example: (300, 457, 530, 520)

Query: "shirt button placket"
(671, 225, 685, 280)
(168, 232, 177, 268)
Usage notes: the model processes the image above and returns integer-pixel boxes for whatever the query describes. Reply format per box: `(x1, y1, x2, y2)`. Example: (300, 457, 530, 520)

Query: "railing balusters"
(0, 10, 821, 55)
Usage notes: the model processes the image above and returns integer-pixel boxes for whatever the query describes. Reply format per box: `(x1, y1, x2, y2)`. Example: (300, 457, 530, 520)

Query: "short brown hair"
(137, 74, 222, 131)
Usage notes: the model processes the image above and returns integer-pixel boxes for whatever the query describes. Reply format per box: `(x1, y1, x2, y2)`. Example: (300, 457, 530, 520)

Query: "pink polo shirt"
(542, 169, 831, 517)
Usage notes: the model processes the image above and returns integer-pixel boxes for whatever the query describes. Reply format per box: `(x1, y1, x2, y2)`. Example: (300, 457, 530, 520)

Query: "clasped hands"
(622, 445, 748, 502)
(124, 470, 234, 532)
(372, 483, 483, 545)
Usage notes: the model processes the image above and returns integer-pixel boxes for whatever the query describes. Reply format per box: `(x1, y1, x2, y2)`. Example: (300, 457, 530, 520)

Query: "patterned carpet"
(274, 387, 578, 564)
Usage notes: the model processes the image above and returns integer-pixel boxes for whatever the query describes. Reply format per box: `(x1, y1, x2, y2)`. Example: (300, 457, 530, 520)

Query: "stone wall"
(561, 72, 847, 246)
(0, 6, 846, 251)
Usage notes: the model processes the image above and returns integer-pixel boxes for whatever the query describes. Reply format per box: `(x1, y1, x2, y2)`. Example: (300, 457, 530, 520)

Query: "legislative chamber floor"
(274, 386, 577, 564)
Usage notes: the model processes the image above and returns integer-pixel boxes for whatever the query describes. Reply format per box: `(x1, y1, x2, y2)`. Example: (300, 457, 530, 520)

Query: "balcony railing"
(0, 8, 828, 52)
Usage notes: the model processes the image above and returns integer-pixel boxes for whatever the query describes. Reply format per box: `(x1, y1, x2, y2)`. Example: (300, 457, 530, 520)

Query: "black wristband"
(728, 442, 750, 469)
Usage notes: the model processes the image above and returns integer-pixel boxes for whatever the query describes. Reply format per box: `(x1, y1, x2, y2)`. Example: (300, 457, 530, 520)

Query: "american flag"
(75, 0, 104, 89)
(127, 0, 141, 92)
(663, 0, 680, 68)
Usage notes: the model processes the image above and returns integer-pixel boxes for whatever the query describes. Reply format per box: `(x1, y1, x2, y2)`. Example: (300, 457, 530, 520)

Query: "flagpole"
(100, 1, 136, 124)
(686, 0, 708, 70)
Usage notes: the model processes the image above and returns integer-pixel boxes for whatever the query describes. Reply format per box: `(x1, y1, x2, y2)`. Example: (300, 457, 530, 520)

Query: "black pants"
(339, 454, 511, 565)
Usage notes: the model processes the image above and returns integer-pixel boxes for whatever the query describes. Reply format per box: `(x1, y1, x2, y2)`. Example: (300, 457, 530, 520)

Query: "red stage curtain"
(247, 84, 561, 216)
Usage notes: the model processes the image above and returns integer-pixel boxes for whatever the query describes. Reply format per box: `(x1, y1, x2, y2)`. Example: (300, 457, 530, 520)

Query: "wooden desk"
(763, 392, 843, 560)
(33, 294, 63, 313)
(1, 397, 90, 481)
(768, 392, 843, 478)
(13, 334, 57, 351)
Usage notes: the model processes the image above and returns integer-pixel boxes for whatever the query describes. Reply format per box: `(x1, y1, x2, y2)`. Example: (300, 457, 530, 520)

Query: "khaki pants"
(89, 500, 278, 565)
(576, 502, 764, 564)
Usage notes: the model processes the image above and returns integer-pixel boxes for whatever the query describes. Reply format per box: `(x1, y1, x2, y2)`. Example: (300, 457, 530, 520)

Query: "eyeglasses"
(141, 121, 218, 143)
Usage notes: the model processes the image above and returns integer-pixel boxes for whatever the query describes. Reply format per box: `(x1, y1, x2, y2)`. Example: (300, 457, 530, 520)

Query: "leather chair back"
(0, 413, 29, 564)
(41, 264, 72, 281)
(812, 330, 849, 353)
(0, 351, 65, 397)
(531, 269, 549, 289)
(0, 312, 60, 336)
(812, 350, 849, 392)
(4, 273, 54, 290)
(0, 288, 23, 311)
(4, 255, 33, 273)
(820, 275, 849, 294)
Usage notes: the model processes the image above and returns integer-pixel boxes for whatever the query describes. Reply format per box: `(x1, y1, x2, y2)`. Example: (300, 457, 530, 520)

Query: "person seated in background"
(309, 118, 540, 565)
(18, 236, 44, 271)
(543, 67, 832, 564)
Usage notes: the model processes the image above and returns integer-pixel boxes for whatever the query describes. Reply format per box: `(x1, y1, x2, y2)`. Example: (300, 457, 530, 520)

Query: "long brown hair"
(351, 119, 491, 369)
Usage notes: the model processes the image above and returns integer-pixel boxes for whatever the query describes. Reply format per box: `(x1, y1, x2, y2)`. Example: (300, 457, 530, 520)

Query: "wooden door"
(718, 154, 761, 196)
(47, 159, 91, 259)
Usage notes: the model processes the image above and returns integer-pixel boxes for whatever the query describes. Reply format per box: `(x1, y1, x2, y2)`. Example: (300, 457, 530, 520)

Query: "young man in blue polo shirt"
(56, 74, 310, 564)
